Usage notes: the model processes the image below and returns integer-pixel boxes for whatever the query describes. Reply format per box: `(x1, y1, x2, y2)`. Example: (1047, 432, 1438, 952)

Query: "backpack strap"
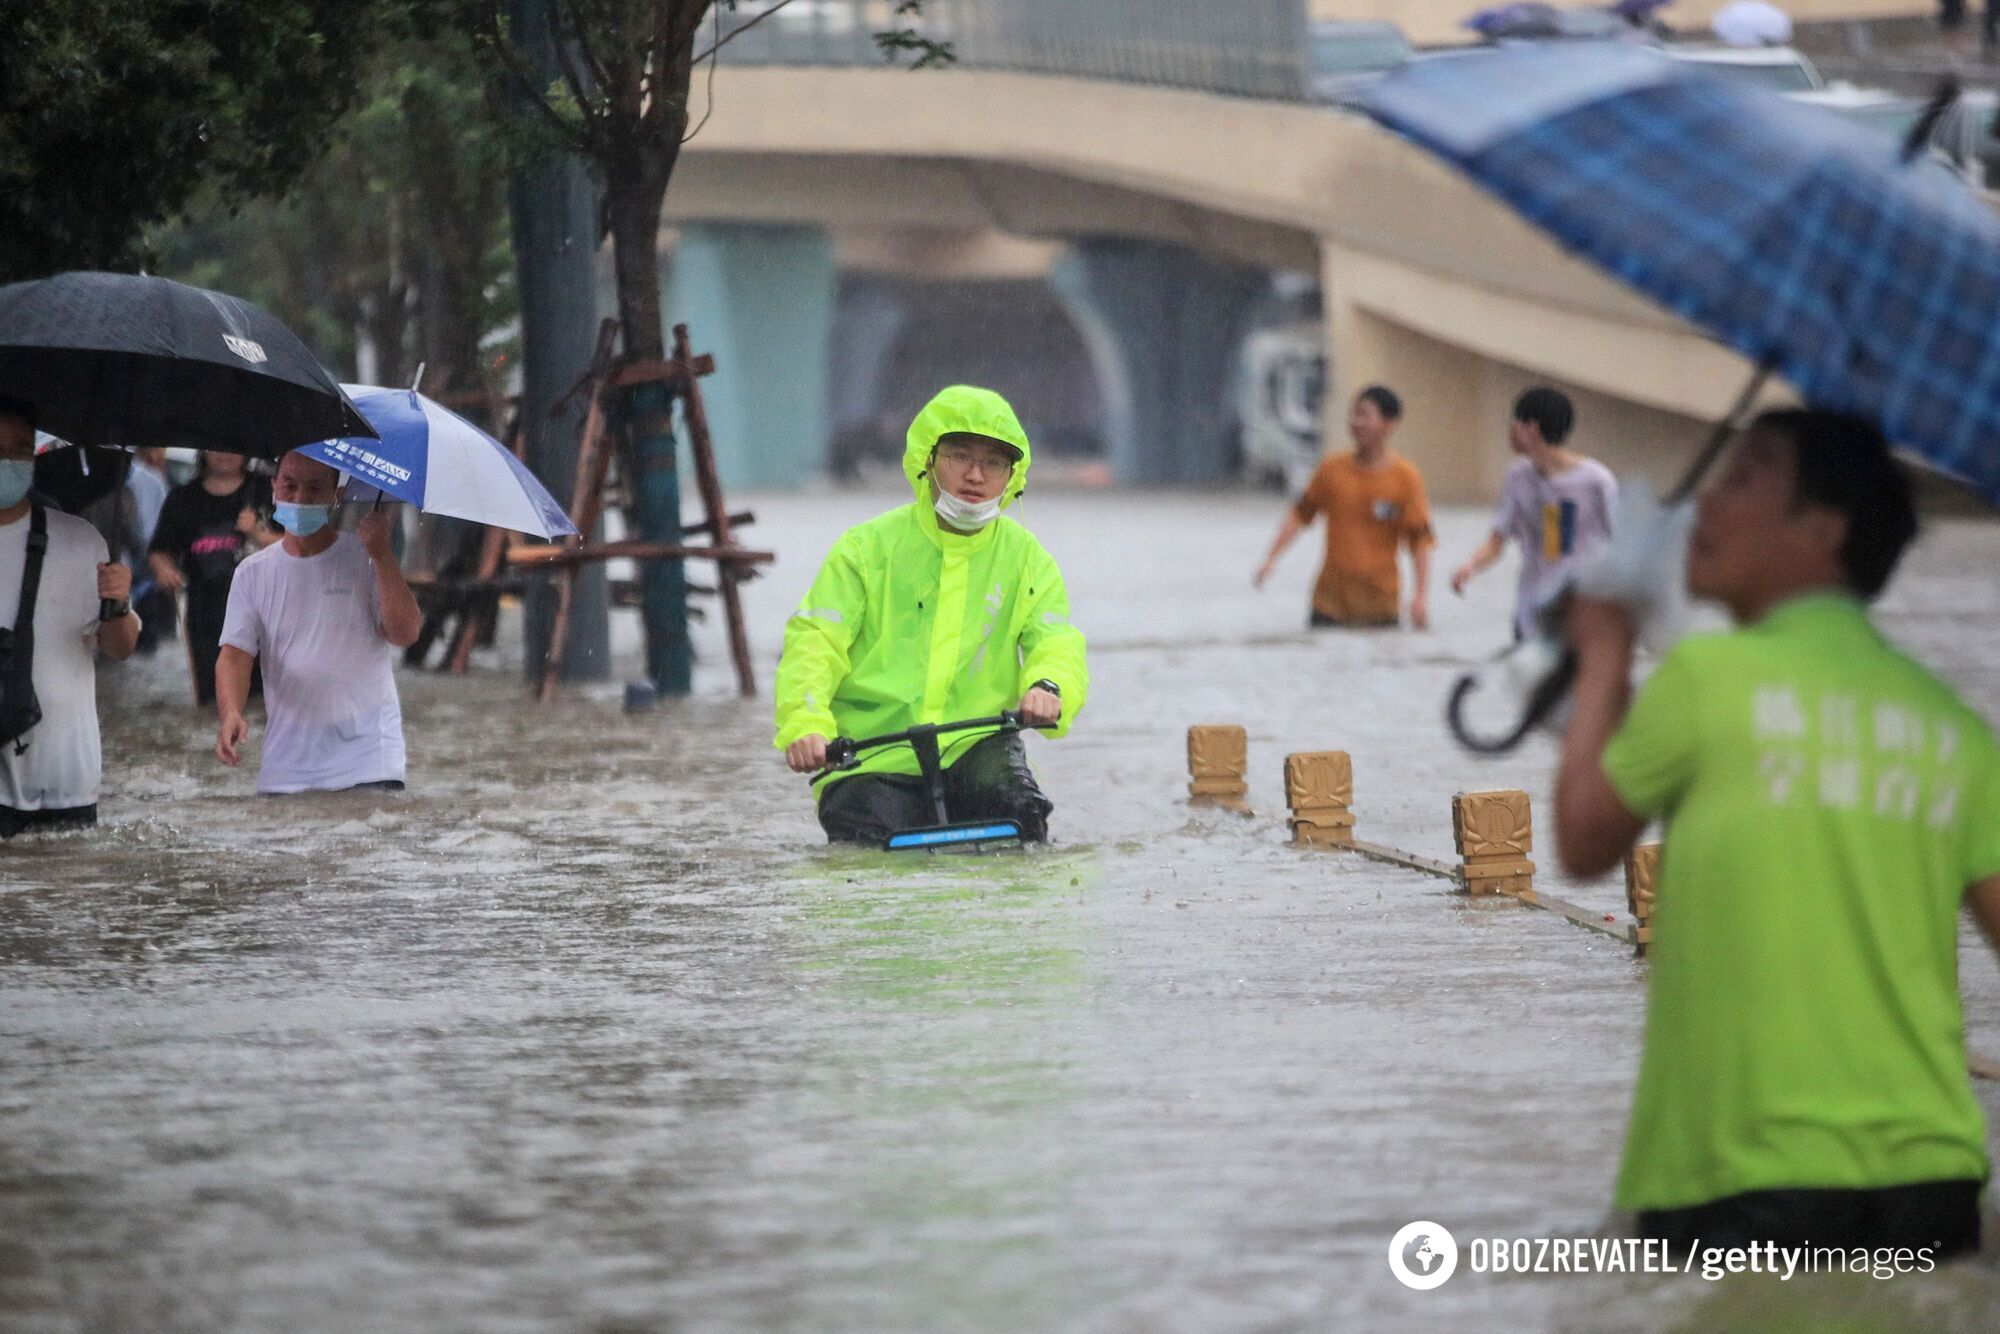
(1, 502, 48, 752)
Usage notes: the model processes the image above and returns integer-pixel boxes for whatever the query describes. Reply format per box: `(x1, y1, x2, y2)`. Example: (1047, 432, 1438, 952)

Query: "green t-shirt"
(1604, 592, 2000, 1212)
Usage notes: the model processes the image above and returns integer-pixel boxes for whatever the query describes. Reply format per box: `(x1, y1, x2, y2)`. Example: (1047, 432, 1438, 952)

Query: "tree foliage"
(0, 0, 391, 282)
(452, 0, 950, 360)
(150, 32, 517, 397)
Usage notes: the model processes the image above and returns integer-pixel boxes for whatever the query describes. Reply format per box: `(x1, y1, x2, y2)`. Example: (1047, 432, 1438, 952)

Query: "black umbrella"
(0, 271, 374, 458)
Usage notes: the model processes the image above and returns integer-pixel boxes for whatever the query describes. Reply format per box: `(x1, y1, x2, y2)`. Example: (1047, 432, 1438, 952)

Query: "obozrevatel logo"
(1388, 1221, 1459, 1290)
(222, 334, 267, 364)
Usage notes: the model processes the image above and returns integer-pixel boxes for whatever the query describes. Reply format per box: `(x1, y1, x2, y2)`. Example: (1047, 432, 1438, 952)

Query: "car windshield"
(1312, 30, 1412, 76)
(1698, 59, 1818, 93)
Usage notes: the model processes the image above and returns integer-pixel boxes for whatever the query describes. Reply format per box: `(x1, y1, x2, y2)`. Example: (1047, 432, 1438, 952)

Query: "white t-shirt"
(0, 506, 108, 811)
(219, 533, 406, 794)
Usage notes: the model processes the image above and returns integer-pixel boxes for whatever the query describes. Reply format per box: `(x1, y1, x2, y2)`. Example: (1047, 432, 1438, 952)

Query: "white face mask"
(933, 488, 1002, 531)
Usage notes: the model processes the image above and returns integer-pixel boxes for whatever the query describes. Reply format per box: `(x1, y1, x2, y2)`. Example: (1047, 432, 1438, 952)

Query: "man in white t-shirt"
(1451, 387, 1619, 640)
(214, 451, 422, 794)
(0, 398, 141, 837)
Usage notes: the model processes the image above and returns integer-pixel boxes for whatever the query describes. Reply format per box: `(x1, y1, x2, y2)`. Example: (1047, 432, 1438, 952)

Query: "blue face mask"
(273, 501, 333, 537)
(0, 458, 33, 508)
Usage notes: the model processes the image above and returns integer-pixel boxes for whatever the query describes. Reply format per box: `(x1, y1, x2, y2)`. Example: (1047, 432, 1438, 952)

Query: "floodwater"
(4, 487, 1998, 1333)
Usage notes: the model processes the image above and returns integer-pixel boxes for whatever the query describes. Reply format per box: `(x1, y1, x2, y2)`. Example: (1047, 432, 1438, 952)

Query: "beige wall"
(1320, 250, 1734, 504)
(1309, 0, 1932, 46)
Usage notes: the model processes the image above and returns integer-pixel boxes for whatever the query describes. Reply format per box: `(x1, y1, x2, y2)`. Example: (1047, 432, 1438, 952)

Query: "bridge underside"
(666, 68, 1779, 501)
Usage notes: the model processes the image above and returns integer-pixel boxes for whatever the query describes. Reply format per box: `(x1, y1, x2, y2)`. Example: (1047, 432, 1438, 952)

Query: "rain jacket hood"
(904, 384, 1032, 526)
(776, 386, 1087, 797)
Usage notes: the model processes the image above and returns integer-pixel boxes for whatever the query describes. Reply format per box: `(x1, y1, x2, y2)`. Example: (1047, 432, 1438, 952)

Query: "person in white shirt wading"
(0, 397, 141, 837)
(213, 451, 422, 793)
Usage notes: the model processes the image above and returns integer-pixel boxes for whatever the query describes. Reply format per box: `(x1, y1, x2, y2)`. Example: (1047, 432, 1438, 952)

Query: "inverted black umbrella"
(0, 271, 374, 458)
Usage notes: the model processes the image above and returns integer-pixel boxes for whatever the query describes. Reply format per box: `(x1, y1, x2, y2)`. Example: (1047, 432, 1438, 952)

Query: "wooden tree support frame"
(512, 319, 770, 702)
(444, 394, 527, 676)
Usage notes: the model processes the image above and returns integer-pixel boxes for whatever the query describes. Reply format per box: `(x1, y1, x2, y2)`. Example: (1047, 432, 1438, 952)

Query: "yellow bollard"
(1284, 751, 1355, 847)
(1626, 842, 1661, 957)
(1187, 725, 1251, 813)
(1451, 789, 1536, 897)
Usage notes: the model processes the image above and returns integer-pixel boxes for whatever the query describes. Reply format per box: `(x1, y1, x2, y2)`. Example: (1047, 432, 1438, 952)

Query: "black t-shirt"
(149, 479, 262, 607)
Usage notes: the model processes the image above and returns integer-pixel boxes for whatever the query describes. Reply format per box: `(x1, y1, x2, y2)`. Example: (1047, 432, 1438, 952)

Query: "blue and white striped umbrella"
(1355, 44, 2000, 501)
(305, 385, 577, 539)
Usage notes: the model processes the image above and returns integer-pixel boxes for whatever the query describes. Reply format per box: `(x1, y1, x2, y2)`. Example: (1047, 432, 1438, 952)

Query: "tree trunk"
(605, 175, 670, 363)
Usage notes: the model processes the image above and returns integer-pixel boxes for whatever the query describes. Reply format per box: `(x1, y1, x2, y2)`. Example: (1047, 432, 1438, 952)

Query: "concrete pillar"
(1050, 239, 1266, 485)
(826, 281, 910, 433)
(663, 224, 837, 492)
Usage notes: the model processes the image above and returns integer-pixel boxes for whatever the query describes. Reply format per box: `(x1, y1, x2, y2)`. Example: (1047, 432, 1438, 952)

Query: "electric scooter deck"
(812, 711, 1050, 853)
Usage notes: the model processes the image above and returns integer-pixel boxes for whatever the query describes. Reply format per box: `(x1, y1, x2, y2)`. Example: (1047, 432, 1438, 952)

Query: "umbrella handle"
(1665, 360, 1774, 505)
(1446, 633, 1579, 754)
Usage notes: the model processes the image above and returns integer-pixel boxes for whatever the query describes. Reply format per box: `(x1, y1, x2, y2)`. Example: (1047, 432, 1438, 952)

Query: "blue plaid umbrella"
(1355, 44, 2000, 501)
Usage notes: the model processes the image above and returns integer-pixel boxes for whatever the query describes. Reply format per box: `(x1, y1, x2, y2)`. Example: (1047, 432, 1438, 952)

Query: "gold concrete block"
(1284, 750, 1356, 847)
(1290, 811, 1357, 848)
(1187, 725, 1252, 812)
(1452, 789, 1533, 858)
(1189, 777, 1251, 797)
(1626, 842, 1661, 956)
(1463, 865, 1535, 897)
(1625, 843, 1661, 918)
(1188, 724, 1249, 781)
(1283, 751, 1353, 809)
(1453, 789, 1535, 896)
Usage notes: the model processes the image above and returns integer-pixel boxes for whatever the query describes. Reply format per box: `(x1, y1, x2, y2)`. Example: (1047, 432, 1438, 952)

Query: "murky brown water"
(4, 489, 1997, 1332)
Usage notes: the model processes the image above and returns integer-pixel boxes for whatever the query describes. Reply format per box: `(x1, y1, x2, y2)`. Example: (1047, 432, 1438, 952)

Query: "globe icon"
(1403, 1233, 1442, 1275)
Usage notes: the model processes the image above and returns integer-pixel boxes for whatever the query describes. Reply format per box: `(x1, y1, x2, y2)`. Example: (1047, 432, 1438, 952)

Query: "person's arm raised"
(94, 561, 140, 660)
(358, 509, 422, 650)
(1970, 875, 2000, 957)
(1555, 596, 1648, 876)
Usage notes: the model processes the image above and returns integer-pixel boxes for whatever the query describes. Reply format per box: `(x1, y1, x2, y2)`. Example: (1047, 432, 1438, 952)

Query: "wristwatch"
(98, 599, 131, 622)
(1030, 678, 1061, 698)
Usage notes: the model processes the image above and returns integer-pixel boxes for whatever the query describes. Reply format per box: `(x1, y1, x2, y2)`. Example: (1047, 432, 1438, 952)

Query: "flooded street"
(5, 487, 1999, 1332)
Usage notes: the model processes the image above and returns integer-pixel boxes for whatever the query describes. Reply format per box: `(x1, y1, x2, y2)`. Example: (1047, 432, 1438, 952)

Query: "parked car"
(1665, 44, 1825, 93)
(1308, 20, 1414, 101)
(1922, 88, 2000, 189)
(1791, 85, 1930, 141)
(1792, 85, 2000, 190)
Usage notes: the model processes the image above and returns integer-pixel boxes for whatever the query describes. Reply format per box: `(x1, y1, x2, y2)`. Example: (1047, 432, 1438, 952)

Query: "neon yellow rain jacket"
(774, 386, 1089, 795)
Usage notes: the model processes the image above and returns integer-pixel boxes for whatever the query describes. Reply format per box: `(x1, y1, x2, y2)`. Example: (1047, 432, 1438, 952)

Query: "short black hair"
(1753, 409, 1917, 600)
(1355, 384, 1402, 421)
(1513, 386, 1574, 445)
(0, 395, 36, 431)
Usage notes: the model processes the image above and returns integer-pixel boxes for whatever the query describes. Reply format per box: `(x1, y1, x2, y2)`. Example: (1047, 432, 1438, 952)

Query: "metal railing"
(712, 0, 1309, 102)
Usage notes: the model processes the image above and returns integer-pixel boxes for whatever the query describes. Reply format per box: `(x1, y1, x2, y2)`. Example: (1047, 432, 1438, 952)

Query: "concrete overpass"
(668, 61, 1781, 502)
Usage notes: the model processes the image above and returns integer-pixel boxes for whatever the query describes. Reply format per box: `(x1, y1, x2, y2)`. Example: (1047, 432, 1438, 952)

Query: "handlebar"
(808, 710, 1052, 781)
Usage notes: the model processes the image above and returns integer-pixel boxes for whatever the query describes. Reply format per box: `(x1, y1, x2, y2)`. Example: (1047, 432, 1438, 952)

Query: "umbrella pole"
(1666, 361, 1774, 505)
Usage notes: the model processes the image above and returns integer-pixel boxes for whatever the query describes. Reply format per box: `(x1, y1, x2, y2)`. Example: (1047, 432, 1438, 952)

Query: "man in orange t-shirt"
(1254, 385, 1435, 629)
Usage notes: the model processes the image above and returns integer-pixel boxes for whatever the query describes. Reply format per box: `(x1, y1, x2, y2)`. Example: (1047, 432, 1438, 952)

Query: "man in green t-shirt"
(1556, 409, 2000, 1257)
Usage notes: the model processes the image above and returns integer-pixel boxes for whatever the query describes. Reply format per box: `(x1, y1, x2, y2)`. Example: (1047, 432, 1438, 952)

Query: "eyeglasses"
(935, 445, 1016, 476)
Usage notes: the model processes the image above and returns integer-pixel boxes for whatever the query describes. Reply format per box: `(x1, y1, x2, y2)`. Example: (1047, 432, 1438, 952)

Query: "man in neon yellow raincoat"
(774, 386, 1088, 844)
